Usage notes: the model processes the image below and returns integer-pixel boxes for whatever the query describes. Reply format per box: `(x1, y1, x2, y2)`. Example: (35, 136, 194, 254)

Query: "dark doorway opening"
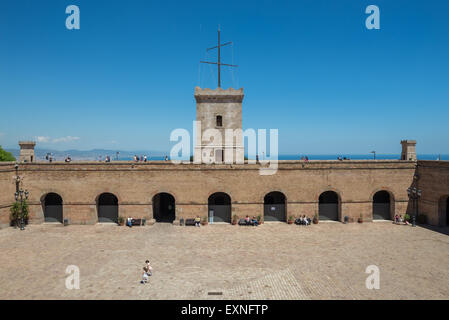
(43, 193, 63, 223)
(446, 197, 449, 226)
(319, 191, 339, 221)
(208, 192, 231, 223)
(373, 191, 391, 220)
(153, 193, 175, 223)
(97, 193, 118, 223)
(264, 191, 286, 222)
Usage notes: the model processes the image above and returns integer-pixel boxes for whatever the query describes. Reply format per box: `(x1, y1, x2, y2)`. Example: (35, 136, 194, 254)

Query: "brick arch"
(206, 189, 235, 204)
(369, 188, 396, 202)
(260, 189, 289, 203)
(93, 189, 123, 205)
(316, 187, 343, 203)
(149, 190, 178, 204)
(39, 191, 65, 223)
(39, 190, 67, 204)
(370, 188, 395, 220)
(438, 194, 449, 226)
(316, 187, 342, 221)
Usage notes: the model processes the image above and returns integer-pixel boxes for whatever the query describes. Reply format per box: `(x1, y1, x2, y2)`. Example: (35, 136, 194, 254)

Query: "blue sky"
(0, 0, 448, 154)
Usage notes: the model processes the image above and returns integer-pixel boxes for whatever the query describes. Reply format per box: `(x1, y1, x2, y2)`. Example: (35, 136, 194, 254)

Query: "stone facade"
(416, 160, 449, 226)
(18, 141, 36, 163)
(0, 159, 426, 228)
(194, 87, 244, 164)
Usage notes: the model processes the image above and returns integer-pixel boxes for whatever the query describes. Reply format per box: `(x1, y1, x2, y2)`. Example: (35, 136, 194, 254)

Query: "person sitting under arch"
(251, 216, 258, 226)
(194, 216, 201, 227)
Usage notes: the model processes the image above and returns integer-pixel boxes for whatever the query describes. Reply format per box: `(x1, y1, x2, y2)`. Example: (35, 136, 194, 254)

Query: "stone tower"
(194, 87, 244, 164)
(19, 141, 36, 163)
(401, 140, 417, 161)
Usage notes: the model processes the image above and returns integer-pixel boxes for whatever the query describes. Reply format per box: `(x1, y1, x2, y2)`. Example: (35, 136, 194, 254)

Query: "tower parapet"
(401, 140, 417, 161)
(19, 141, 36, 163)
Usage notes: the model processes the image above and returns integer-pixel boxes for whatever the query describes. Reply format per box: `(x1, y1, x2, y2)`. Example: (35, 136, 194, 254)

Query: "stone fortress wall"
(3, 159, 444, 227)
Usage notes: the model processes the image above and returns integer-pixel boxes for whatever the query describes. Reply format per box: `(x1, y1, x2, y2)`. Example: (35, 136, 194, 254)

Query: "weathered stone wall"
(416, 161, 449, 226)
(0, 160, 420, 227)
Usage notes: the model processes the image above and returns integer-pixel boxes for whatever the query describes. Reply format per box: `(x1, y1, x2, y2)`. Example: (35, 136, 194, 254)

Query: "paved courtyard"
(0, 222, 448, 300)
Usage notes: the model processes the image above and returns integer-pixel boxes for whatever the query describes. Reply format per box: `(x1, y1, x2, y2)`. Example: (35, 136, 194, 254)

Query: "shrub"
(0, 145, 15, 162)
(404, 214, 411, 222)
(10, 200, 29, 227)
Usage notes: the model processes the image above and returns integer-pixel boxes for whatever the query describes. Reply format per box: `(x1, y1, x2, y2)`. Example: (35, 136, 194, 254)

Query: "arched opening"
(373, 191, 391, 220)
(97, 193, 118, 223)
(208, 192, 231, 223)
(447, 197, 449, 226)
(43, 193, 63, 223)
(319, 191, 339, 221)
(153, 193, 175, 223)
(264, 191, 286, 222)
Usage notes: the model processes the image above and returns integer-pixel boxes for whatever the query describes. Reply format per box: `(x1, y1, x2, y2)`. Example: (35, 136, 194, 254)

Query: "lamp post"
(14, 189, 29, 230)
(407, 186, 421, 227)
(14, 163, 28, 230)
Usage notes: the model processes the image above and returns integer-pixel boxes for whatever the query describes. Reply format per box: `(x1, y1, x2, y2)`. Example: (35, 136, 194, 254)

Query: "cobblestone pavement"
(0, 222, 448, 300)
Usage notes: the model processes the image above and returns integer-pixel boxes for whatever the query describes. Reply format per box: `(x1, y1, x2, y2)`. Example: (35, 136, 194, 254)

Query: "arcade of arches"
(36, 189, 400, 224)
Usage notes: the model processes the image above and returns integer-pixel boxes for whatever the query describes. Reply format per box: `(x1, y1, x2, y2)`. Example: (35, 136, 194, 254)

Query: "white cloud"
(36, 136, 50, 143)
(52, 136, 80, 143)
(35, 136, 80, 143)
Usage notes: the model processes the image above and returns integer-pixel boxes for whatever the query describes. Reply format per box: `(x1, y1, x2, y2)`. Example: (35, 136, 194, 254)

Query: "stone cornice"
(194, 86, 244, 103)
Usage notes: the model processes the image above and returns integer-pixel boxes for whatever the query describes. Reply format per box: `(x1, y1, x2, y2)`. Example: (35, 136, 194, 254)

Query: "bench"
(185, 219, 196, 226)
(238, 219, 256, 226)
(131, 219, 145, 226)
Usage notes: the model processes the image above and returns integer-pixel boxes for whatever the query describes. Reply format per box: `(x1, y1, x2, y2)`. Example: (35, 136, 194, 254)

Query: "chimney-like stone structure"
(19, 141, 36, 163)
(194, 87, 244, 164)
(400, 140, 417, 161)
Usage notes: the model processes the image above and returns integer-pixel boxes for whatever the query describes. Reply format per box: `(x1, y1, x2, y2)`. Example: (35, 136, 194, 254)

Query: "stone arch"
(41, 192, 63, 223)
(438, 195, 449, 226)
(318, 190, 341, 221)
(208, 192, 231, 223)
(264, 191, 287, 222)
(152, 192, 176, 223)
(372, 189, 394, 220)
(96, 192, 119, 223)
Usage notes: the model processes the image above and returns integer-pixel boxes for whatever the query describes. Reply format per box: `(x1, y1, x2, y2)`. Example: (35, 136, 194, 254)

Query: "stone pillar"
(400, 140, 417, 161)
(194, 87, 244, 164)
(19, 141, 36, 163)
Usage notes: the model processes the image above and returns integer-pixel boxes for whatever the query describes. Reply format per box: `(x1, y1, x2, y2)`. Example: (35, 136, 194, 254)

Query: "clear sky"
(1, 0, 448, 154)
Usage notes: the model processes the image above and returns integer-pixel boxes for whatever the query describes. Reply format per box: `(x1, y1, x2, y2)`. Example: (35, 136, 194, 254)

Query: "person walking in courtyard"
(141, 260, 153, 284)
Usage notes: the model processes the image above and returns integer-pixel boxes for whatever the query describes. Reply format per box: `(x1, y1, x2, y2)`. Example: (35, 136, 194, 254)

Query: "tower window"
(216, 115, 222, 127)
